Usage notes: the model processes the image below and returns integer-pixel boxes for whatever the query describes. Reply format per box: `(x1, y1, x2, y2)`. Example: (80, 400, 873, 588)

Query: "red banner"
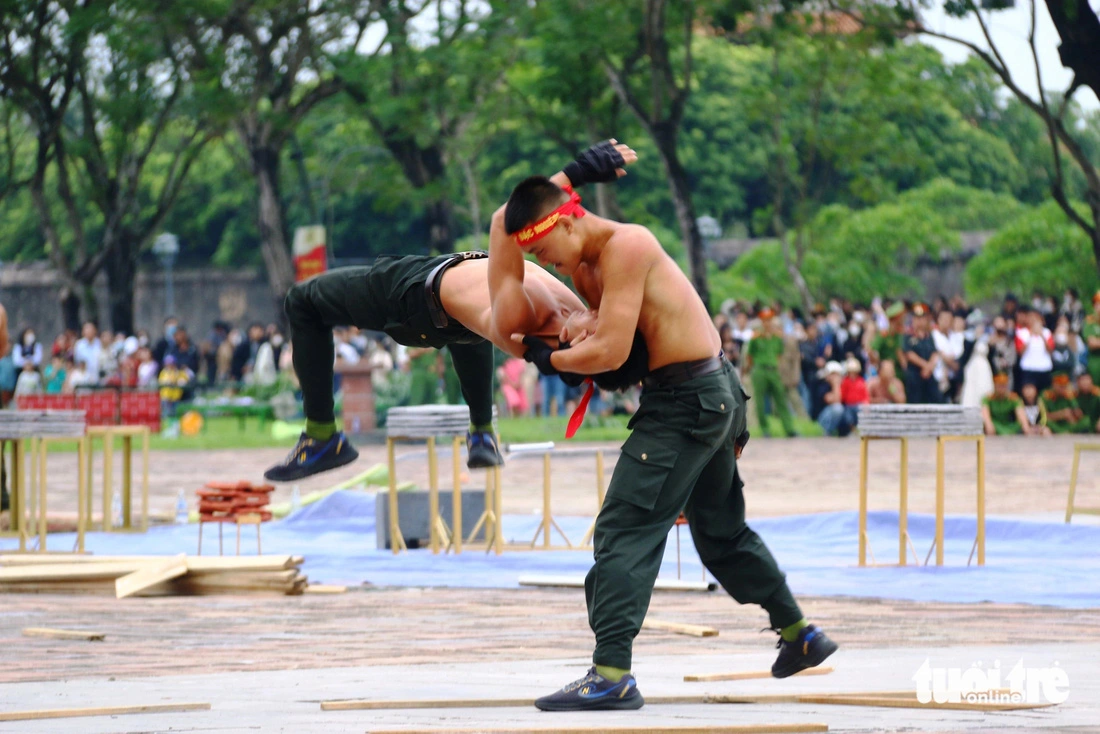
(293, 225, 327, 282)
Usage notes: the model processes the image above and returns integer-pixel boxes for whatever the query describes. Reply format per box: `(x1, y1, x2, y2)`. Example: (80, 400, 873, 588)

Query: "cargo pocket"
(690, 390, 734, 447)
(608, 434, 679, 512)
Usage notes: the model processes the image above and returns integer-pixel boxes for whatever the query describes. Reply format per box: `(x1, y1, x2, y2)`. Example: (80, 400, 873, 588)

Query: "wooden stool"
(1066, 442, 1100, 523)
(85, 425, 151, 532)
(0, 410, 88, 553)
(858, 434, 985, 567)
(384, 405, 502, 556)
(197, 513, 264, 556)
(672, 513, 705, 581)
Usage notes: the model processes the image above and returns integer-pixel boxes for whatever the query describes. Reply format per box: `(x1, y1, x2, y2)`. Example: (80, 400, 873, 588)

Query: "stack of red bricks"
(197, 480, 275, 523)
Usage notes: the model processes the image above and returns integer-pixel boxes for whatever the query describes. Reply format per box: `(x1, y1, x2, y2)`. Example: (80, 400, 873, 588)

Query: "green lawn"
(43, 410, 824, 453)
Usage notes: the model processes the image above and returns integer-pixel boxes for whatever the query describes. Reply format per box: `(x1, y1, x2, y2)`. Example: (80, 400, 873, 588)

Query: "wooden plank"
(518, 575, 715, 592)
(705, 690, 915, 704)
(115, 555, 188, 599)
(796, 694, 1052, 711)
(323, 694, 710, 711)
(0, 702, 211, 722)
(0, 554, 301, 572)
(22, 627, 105, 641)
(685, 666, 834, 683)
(365, 726, 828, 734)
(304, 584, 348, 594)
(642, 618, 718, 637)
(0, 562, 145, 582)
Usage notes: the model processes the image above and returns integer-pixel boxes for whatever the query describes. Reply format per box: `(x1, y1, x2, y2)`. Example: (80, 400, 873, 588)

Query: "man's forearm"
(549, 335, 626, 374)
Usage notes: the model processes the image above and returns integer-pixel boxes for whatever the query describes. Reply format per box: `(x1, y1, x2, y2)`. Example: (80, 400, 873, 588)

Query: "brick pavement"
(1, 588, 1098, 684)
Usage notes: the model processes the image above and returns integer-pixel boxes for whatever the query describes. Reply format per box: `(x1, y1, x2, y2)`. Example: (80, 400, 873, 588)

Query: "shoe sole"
(466, 452, 504, 469)
(534, 695, 645, 711)
(772, 638, 839, 679)
(263, 448, 359, 483)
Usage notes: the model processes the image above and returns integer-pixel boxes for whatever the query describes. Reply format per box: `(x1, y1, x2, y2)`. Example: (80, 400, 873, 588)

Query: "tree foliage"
(965, 201, 1098, 301)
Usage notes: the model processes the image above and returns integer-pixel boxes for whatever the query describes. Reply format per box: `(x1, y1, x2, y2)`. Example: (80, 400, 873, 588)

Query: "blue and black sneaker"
(771, 624, 838, 679)
(534, 667, 644, 711)
(263, 432, 359, 482)
(466, 430, 503, 469)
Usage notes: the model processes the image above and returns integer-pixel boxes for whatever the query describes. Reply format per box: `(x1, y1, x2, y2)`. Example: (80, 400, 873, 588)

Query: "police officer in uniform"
(744, 308, 798, 437)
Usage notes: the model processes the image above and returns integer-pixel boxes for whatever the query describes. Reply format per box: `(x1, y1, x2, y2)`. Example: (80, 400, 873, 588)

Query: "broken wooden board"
(22, 627, 105, 641)
(115, 555, 188, 599)
(685, 666, 834, 682)
(365, 725, 828, 734)
(642, 618, 719, 637)
(0, 701, 211, 722)
(304, 584, 348, 594)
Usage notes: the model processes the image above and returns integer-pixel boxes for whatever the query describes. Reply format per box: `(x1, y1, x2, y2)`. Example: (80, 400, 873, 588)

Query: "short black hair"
(504, 176, 569, 236)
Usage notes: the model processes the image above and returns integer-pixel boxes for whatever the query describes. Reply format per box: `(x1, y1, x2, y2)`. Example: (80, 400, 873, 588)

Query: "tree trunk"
(59, 288, 81, 333)
(424, 197, 456, 254)
(1043, 0, 1100, 99)
(379, 137, 455, 254)
(104, 237, 137, 335)
(251, 146, 297, 305)
(650, 123, 710, 310)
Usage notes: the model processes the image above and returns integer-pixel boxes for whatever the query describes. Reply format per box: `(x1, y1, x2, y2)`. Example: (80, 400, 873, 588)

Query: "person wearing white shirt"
(932, 310, 965, 391)
(72, 322, 104, 383)
(12, 329, 43, 368)
(1015, 308, 1054, 392)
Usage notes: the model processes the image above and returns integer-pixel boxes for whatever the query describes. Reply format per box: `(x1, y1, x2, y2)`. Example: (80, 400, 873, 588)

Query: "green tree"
(850, 0, 1100, 276)
(163, 0, 378, 305)
(965, 201, 1098, 301)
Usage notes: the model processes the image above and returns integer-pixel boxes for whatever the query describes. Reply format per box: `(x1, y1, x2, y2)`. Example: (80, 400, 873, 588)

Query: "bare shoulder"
(602, 223, 664, 267)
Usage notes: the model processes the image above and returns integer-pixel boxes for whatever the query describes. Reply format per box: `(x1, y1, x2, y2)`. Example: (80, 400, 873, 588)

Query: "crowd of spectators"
(3, 287, 1098, 438)
(0, 317, 293, 414)
(712, 289, 1100, 438)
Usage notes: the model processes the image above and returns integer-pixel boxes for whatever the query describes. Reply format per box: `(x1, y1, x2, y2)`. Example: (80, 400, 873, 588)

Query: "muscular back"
(439, 259, 584, 356)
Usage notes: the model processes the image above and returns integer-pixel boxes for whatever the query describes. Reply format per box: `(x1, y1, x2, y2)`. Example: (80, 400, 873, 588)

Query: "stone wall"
(0, 263, 282, 339)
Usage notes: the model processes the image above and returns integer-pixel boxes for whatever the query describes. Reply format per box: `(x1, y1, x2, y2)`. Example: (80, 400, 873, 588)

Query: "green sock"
(780, 618, 809, 642)
(305, 420, 337, 441)
(595, 665, 630, 683)
(469, 423, 494, 434)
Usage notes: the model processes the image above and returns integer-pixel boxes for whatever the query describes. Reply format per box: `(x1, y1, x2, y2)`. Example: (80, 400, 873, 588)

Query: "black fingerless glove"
(562, 140, 625, 187)
(520, 336, 559, 376)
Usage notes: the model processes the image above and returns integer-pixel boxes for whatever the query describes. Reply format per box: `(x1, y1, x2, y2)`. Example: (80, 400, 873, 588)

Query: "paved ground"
(1, 588, 1098, 733)
(9, 433, 1100, 523)
(2, 435, 1098, 732)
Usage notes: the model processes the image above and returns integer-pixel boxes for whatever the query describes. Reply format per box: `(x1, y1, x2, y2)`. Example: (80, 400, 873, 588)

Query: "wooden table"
(85, 425, 151, 532)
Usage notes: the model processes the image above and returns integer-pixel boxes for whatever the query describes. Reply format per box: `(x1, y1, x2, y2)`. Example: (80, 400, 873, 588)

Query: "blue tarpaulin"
(3, 489, 1097, 608)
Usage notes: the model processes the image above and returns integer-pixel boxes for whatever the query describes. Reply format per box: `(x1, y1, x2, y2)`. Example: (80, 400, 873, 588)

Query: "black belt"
(425, 251, 489, 329)
(642, 354, 724, 389)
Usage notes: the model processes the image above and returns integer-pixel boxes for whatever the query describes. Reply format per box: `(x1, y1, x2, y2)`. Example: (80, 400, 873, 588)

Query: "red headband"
(513, 185, 585, 246)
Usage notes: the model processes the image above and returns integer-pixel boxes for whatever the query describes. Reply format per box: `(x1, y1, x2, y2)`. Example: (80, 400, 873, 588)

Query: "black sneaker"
(771, 624, 838, 679)
(534, 667, 644, 711)
(263, 432, 359, 482)
(466, 430, 503, 469)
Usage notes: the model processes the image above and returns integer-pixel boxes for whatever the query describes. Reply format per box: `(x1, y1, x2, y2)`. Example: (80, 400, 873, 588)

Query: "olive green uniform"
(746, 334, 796, 437)
(982, 392, 1023, 435)
(1077, 387, 1100, 433)
(1041, 390, 1092, 434)
(587, 358, 802, 670)
(1085, 316, 1100, 386)
(872, 331, 904, 367)
(284, 254, 495, 427)
(408, 349, 441, 406)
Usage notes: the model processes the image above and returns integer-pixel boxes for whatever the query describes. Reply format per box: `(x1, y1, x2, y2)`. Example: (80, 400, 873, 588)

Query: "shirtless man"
(264, 143, 636, 482)
(489, 146, 837, 711)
